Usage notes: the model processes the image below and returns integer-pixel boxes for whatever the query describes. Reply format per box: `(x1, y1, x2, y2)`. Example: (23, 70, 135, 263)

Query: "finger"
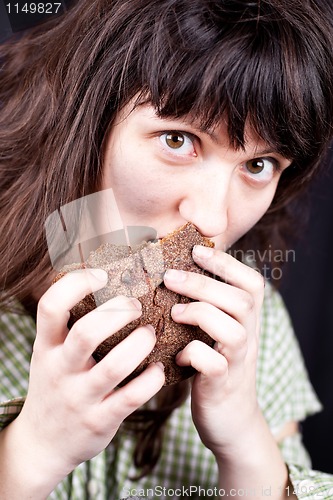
(101, 361, 165, 422)
(192, 245, 265, 304)
(176, 340, 228, 388)
(171, 301, 248, 363)
(87, 325, 157, 396)
(63, 295, 143, 369)
(164, 267, 258, 326)
(36, 268, 108, 348)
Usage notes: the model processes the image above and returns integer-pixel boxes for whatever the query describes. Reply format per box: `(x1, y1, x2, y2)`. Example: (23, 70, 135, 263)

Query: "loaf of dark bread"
(56, 223, 215, 385)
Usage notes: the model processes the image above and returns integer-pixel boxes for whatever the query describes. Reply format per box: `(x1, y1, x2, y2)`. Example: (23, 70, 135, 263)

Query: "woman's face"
(102, 103, 291, 250)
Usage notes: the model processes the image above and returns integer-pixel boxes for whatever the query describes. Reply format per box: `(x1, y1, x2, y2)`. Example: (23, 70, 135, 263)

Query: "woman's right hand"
(0, 268, 165, 498)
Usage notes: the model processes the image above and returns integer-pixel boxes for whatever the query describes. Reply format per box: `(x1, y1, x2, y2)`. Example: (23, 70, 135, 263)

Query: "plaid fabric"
(287, 465, 333, 499)
(0, 397, 25, 428)
(0, 284, 332, 499)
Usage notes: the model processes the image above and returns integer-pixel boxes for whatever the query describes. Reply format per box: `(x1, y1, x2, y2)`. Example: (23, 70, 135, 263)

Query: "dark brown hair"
(1, 0, 333, 301)
(1, 0, 333, 476)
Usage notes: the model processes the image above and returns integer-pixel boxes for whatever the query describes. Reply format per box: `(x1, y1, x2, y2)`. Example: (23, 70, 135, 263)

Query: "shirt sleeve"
(0, 304, 35, 430)
(287, 464, 333, 499)
(0, 397, 25, 430)
(257, 283, 333, 498)
(257, 283, 322, 438)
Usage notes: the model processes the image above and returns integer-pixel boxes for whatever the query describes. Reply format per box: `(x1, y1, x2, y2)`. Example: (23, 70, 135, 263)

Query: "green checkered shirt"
(1, 283, 333, 499)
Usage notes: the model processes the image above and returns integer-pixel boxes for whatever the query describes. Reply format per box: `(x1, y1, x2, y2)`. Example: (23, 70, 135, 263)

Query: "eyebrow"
(252, 147, 280, 157)
(197, 125, 289, 159)
(198, 126, 276, 156)
(158, 114, 290, 161)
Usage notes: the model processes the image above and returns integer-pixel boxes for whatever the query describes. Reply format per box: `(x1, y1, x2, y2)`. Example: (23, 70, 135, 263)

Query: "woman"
(1, 0, 333, 498)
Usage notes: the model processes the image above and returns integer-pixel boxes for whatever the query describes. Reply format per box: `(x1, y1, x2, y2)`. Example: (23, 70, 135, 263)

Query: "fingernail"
(87, 268, 108, 282)
(193, 245, 214, 259)
(130, 297, 142, 311)
(155, 361, 164, 372)
(145, 324, 155, 335)
(172, 303, 186, 315)
(175, 351, 183, 364)
(164, 269, 187, 282)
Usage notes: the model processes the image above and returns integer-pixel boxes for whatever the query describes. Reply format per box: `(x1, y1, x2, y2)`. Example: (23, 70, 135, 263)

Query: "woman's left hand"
(163, 244, 265, 459)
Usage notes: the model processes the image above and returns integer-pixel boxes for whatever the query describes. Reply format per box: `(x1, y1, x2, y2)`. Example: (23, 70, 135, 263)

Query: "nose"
(179, 168, 231, 239)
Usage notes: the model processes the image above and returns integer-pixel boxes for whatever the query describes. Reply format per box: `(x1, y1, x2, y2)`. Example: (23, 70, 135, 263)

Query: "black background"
(280, 155, 333, 474)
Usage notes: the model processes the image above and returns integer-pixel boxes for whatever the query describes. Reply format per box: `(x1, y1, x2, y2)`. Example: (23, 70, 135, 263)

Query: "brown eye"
(160, 131, 196, 156)
(242, 157, 278, 184)
(165, 132, 185, 149)
(245, 159, 265, 174)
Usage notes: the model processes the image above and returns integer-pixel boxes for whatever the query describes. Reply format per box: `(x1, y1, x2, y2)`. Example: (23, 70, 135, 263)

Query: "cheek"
(102, 146, 173, 219)
(229, 189, 277, 244)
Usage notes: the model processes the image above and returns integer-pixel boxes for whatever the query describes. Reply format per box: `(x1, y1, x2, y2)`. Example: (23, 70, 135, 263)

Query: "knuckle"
(83, 413, 104, 437)
(217, 356, 228, 374)
(208, 356, 228, 378)
(238, 292, 255, 315)
(120, 387, 142, 410)
(37, 295, 57, 319)
(232, 325, 247, 350)
(70, 322, 92, 351)
(193, 301, 214, 319)
(102, 362, 119, 384)
(196, 272, 209, 290)
(63, 393, 80, 415)
(185, 271, 209, 294)
(250, 270, 265, 293)
(186, 339, 202, 354)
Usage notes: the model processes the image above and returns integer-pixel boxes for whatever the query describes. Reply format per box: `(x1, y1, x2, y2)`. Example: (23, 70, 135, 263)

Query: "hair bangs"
(127, 0, 333, 165)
